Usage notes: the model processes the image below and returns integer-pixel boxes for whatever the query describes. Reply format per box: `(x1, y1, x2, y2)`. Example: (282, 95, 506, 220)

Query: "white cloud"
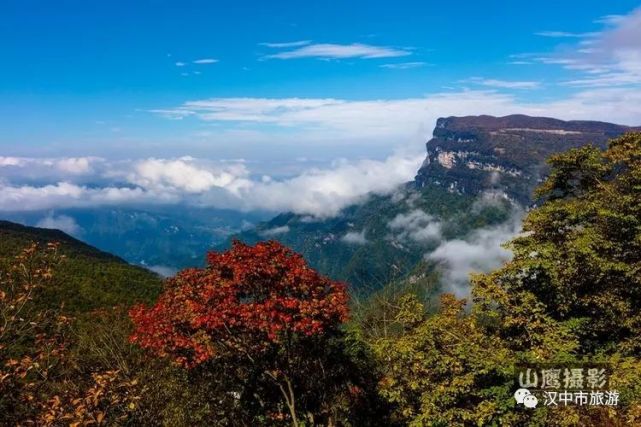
(341, 230, 368, 245)
(427, 214, 522, 297)
(0, 182, 177, 212)
(36, 214, 83, 237)
(535, 31, 592, 38)
(380, 62, 427, 69)
(264, 43, 411, 60)
(525, 86, 641, 124)
(193, 58, 218, 64)
(465, 78, 541, 89)
(55, 157, 95, 174)
(260, 40, 311, 48)
(261, 225, 290, 236)
(388, 209, 442, 243)
(125, 158, 252, 194)
(0, 157, 24, 167)
(470, 190, 511, 213)
(175, 62, 186, 67)
(0, 156, 100, 175)
(150, 93, 508, 140)
(239, 153, 424, 217)
(530, 7, 641, 87)
(594, 14, 627, 25)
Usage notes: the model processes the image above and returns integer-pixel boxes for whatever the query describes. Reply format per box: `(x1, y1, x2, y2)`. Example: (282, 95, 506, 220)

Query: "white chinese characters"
(515, 365, 618, 408)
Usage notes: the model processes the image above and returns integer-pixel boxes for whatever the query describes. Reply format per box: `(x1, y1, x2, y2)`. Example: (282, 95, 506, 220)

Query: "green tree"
(373, 294, 518, 426)
(473, 133, 641, 355)
(369, 133, 641, 426)
(470, 132, 641, 425)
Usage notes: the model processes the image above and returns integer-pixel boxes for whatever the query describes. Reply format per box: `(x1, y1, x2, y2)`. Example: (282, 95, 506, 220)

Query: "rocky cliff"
(414, 114, 640, 204)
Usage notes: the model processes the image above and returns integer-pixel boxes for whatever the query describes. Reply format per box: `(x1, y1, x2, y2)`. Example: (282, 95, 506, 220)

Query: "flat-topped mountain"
(414, 114, 641, 204)
(430, 114, 635, 134)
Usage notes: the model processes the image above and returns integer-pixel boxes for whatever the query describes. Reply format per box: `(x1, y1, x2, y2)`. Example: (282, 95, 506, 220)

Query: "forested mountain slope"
(0, 220, 162, 312)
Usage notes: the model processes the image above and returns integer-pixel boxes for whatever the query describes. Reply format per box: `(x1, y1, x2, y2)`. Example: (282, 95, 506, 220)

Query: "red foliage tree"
(130, 240, 348, 367)
(129, 240, 350, 425)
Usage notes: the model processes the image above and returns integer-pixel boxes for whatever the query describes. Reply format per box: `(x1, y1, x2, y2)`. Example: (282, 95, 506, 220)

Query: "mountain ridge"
(0, 219, 163, 312)
(0, 219, 126, 263)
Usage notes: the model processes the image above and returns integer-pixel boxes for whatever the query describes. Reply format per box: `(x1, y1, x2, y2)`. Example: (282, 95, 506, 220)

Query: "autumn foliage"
(130, 240, 349, 368)
(0, 243, 69, 422)
(0, 243, 145, 426)
(127, 241, 363, 425)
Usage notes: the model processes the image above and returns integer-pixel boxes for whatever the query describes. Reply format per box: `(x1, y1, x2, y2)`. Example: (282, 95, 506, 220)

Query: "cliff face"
(414, 114, 640, 204)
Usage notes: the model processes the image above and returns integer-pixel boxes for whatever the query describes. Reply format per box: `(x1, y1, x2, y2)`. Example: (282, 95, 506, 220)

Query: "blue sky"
(1, 1, 641, 216)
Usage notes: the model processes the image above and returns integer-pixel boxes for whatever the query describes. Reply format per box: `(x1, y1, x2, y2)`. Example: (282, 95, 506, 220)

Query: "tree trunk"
(277, 378, 298, 427)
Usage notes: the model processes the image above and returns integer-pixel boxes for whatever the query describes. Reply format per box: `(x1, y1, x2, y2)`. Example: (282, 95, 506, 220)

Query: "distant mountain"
(415, 114, 641, 204)
(228, 184, 513, 293)
(0, 220, 163, 312)
(229, 114, 640, 294)
(1, 207, 271, 273)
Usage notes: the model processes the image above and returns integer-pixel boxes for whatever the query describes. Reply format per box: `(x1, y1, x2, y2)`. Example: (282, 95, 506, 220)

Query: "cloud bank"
(0, 153, 423, 218)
